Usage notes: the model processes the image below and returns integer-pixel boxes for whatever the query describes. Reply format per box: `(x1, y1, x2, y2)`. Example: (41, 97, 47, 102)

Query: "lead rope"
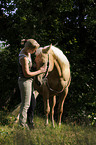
(46, 76, 71, 94)
(42, 54, 49, 79)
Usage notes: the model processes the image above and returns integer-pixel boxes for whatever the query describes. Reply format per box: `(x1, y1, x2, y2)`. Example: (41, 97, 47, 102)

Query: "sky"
(0, 1, 17, 49)
(0, 41, 10, 49)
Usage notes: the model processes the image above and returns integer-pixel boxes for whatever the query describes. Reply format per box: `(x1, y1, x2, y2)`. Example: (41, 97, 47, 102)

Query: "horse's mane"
(51, 46, 70, 84)
(51, 46, 69, 67)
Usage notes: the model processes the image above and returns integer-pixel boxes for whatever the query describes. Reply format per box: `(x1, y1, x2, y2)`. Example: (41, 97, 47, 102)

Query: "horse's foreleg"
(46, 98, 50, 126)
(58, 87, 68, 126)
(50, 96, 56, 127)
(42, 84, 50, 126)
(43, 96, 50, 126)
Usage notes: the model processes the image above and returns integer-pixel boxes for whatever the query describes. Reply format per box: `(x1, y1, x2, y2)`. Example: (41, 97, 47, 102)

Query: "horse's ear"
(42, 44, 52, 53)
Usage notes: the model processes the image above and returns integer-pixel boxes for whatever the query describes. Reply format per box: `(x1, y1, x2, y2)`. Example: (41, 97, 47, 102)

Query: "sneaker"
(24, 124, 30, 130)
(19, 123, 30, 130)
(28, 122, 35, 130)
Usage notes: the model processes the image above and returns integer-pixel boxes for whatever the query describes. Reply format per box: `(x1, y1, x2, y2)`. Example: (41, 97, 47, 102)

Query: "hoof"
(58, 123, 61, 127)
(28, 123, 35, 130)
(45, 123, 48, 126)
(53, 125, 55, 128)
(45, 119, 48, 126)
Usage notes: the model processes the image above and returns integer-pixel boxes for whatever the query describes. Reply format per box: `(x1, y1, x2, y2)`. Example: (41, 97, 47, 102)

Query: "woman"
(18, 39, 46, 129)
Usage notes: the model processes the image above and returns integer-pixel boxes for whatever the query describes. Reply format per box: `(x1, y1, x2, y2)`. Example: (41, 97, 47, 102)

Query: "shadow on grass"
(0, 111, 9, 125)
(0, 110, 16, 126)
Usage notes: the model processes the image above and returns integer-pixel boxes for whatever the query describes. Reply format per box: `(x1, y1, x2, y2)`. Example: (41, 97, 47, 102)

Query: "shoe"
(28, 122, 35, 130)
(19, 123, 30, 130)
(24, 124, 30, 130)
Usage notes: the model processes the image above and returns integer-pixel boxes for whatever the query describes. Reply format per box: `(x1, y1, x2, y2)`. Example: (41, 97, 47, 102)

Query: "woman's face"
(29, 47, 37, 54)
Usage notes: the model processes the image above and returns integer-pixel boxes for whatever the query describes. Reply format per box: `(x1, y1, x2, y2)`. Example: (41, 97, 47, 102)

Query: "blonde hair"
(25, 39, 40, 50)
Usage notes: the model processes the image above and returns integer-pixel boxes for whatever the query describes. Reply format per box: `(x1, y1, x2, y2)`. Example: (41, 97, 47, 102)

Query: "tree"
(0, 0, 96, 123)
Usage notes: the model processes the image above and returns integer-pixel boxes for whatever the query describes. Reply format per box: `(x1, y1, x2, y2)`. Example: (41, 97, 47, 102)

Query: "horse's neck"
(51, 46, 69, 66)
(47, 60, 63, 90)
(54, 59, 62, 77)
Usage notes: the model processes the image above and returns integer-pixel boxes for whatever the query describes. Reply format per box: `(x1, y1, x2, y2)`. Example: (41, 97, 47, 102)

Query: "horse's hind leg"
(58, 87, 68, 126)
(50, 95, 56, 127)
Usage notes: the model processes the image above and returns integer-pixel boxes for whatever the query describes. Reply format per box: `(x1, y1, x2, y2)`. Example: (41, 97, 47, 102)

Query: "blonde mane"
(51, 46, 70, 82)
(51, 46, 69, 67)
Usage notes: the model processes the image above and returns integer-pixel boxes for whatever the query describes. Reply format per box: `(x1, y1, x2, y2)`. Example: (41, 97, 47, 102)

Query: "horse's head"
(35, 44, 53, 70)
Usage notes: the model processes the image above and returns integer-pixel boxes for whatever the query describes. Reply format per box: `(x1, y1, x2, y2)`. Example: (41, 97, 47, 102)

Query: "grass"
(0, 111, 96, 145)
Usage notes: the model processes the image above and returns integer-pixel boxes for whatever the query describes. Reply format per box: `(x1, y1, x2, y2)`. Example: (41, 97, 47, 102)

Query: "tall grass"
(0, 111, 96, 145)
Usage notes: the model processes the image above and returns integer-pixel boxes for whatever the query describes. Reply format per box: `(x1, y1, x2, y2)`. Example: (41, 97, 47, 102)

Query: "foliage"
(0, 47, 21, 109)
(0, 0, 96, 122)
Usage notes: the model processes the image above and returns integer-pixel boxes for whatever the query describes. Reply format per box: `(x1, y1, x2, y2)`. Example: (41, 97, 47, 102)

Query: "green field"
(0, 111, 96, 145)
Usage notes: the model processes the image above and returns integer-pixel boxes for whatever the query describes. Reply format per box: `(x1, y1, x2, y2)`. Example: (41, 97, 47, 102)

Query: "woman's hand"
(40, 65, 47, 73)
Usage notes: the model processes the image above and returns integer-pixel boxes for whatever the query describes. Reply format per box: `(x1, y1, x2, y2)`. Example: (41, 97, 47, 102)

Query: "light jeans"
(18, 77, 36, 126)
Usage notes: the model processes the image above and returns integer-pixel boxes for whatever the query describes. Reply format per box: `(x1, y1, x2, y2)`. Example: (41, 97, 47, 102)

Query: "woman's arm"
(20, 57, 45, 78)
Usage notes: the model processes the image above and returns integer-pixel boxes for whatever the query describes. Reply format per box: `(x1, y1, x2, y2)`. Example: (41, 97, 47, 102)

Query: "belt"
(18, 77, 33, 80)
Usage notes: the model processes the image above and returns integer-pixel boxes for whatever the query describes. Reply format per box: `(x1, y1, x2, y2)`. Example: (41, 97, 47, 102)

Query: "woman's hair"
(24, 39, 40, 50)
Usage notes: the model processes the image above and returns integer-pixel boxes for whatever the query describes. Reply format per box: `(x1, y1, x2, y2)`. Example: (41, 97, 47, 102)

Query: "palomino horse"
(34, 44, 71, 127)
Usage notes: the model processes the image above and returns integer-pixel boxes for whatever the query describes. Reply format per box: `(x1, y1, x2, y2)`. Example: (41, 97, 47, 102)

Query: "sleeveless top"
(18, 53, 32, 78)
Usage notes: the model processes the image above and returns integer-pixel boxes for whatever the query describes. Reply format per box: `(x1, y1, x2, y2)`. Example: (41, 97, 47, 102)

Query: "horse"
(33, 44, 71, 127)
